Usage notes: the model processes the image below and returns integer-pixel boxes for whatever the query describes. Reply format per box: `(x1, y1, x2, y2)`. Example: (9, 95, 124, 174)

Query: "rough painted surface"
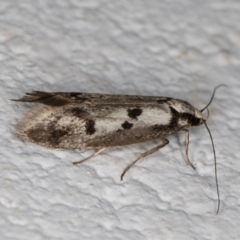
(1, 1, 240, 239)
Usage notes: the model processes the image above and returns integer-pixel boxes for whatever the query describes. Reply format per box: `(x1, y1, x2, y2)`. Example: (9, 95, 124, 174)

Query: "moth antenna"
(200, 84, 226, 112)
(203, 120, 220, 214)
(206, 108, 209, 120)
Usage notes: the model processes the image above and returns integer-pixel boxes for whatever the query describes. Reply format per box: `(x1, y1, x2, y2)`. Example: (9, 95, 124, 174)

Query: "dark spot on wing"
(27, 126, 48, 143)
(169, 107, 179, 128)
(121, 121, 133, 130)
(70, 92, 83, 97)
(85, 119, 96, 135)
(127, 108, 142, 119)
(27, 125, 69, 146)
(67, 107, 89, 118)
(49, 129, 69, 144)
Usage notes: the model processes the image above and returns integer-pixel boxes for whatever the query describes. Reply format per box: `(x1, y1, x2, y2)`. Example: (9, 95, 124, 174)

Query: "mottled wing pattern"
(14, 91, 196, 149)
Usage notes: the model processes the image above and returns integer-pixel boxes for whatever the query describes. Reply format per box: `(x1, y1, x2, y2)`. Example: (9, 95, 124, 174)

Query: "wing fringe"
(11, 91, 71, 106)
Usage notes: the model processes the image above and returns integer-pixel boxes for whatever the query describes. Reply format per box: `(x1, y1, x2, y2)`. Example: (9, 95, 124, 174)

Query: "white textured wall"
(1, 1, 240, 239)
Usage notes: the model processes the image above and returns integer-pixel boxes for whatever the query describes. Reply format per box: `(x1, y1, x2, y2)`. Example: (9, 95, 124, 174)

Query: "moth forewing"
(12, 85, 224, 213)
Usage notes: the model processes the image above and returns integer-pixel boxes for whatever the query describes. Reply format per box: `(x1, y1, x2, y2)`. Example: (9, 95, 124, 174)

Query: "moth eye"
(191, 117, 202, 126)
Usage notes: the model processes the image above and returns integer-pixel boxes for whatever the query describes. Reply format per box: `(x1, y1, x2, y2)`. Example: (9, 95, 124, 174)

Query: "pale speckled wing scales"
(14, 91, 202, 150)
(15, 101, 176, 150)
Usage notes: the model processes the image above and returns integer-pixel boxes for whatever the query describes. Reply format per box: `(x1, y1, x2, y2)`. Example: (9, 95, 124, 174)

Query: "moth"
(12, 85, 224, 213)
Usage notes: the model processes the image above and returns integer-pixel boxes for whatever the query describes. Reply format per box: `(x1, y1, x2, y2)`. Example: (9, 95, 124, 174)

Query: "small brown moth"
(12, 85, 225, 213)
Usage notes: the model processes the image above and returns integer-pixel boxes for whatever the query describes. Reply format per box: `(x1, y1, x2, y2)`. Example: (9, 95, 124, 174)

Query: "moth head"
(179, 108, 204, 127)
(168, 99, 204, 127)
(189, 108, 204, 126)
(174, 85, 225, 214)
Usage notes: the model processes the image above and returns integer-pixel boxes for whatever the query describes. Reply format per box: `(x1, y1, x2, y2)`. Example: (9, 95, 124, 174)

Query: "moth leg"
(182, 129, 195, 170)
(73, 148, 107, 165)
(121, 139, 169, 181)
